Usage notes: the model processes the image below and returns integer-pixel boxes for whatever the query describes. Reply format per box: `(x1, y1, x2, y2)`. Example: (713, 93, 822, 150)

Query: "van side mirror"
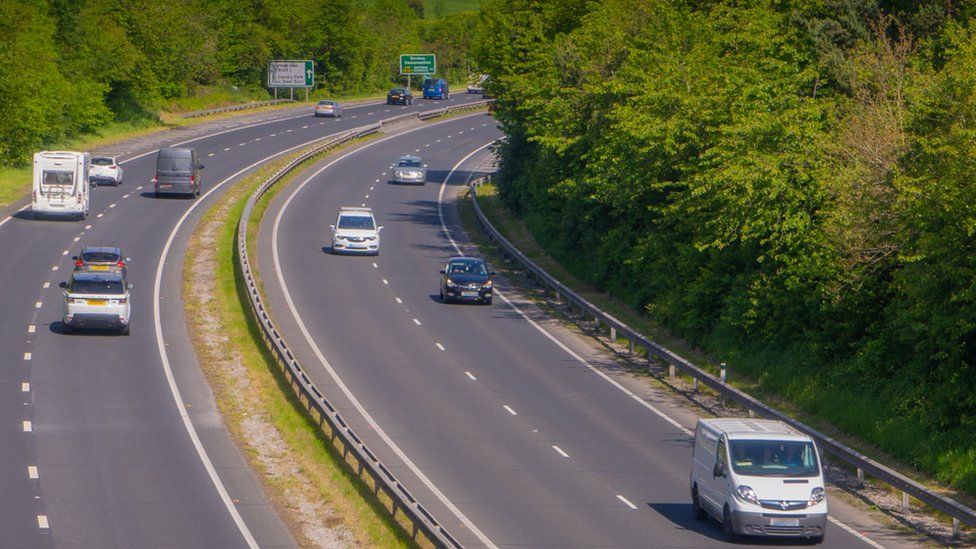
(329, 224, 335, 231)
(378, 226, 384, 232)
(439, 269, 446, 275)
(125, 257, 131, 262)
(713, 463, 726, 478)
(199, 165, 205, 170)
(71, 256, 78, 260)
(58, 281, 67, 288)
(127, 283, 135, 290)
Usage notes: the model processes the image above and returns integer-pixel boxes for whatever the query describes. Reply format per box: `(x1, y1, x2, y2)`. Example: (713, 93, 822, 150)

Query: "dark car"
(73, 246, 129, 278)
(422, 78, 450, 100)
(153, 147, 203, 198)
(387, 88, 413, 105)
(439, 257, 494, 304)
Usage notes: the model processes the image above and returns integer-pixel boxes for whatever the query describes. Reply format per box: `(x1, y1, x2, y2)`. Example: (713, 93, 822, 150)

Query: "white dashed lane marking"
(51, 266, 58, 271)
(42, 283, 50, 289)
(23, 421, 32, 432)
(395, 297, 402, 304)
(109, 203, 116, 208)
(238, 143, 246, 146)
(382, 279, 389, 285)
(413, 318, 421, 326)
(436, 343, 445, 351)
(85, 224, 92, 229)
(28, 325, 35, 334)
(37, 515, 48, 529)
(61, 250, 68, 255)
(96, 213, 104, 218)
(503, 405, 517, 416)
(372, 262, 378, 268)
(364, 195, 369, 199)
(34, 302, 42, 309)
(223, 147, 231, 151)
(465, 371, 477, 381)
(73, 237, 80, 242)
(21, 382, 29, 392)
(28, 466, 38, 479)
(23, 353, 31, 361)
(616, 495, 638, 510)
(552, 446, 570, 458)
(208, 153, 215, 157)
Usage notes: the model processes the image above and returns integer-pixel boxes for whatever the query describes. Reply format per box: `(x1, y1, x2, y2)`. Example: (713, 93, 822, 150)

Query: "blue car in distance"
(422, 78, 450, 100)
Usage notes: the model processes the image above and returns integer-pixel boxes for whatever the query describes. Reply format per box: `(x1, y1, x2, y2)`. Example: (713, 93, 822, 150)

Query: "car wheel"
(120, 324, 130, 336)
(691, 486, 707, 521)
(722, 506, 737, 542)
(485, 297, 493, 305)
(61, 322, 73, 334)
(809, 535, 824, 545)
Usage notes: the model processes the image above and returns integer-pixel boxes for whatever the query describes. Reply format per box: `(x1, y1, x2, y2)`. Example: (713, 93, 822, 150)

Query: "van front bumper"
(730, 510, 826, 538)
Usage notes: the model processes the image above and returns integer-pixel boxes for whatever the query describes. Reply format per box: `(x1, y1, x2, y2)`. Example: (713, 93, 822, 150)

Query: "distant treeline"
(0, 0, 476, 166)
(475, 0, 976, 495)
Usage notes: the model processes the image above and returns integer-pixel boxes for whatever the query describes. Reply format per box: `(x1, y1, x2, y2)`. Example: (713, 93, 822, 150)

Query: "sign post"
(400, 54, 436, 90)
(268, 60, 314, 101)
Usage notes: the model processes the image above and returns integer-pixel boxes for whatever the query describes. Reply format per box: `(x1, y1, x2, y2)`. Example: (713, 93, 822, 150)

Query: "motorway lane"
(0, 93, 484, 548)
(262, 114, 885, 548)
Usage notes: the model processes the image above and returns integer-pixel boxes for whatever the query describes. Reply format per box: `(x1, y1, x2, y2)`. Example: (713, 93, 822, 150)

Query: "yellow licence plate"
(87, 299, 107, 306)
(90, 265, 109, 271)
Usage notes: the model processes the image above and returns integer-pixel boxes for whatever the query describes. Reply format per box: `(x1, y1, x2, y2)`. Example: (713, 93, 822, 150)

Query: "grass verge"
(183, 134, 416, 548)
(460, 183, 974, 544)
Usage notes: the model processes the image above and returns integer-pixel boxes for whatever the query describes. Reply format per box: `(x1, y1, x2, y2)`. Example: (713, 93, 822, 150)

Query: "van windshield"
(729, 440, 819, 477)
(158, 155, 192, 173)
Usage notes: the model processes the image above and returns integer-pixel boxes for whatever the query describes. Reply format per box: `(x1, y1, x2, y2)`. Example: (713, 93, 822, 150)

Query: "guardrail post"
(748, 409, 755, 418)
(953, 517, 960, 539)
(856, 467, 864, 487)
(720, 362, 727, 407)
(668, 364, 676, 380)
(610, 326, 617, 341)
(692, 377, 699, 393)
(902, 491, 910, 512)
(628, 338, 635, 355)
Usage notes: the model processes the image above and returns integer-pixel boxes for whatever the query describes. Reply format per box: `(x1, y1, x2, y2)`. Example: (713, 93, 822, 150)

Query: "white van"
(32, 151, 90, 219)
(690, 418, 827, 543)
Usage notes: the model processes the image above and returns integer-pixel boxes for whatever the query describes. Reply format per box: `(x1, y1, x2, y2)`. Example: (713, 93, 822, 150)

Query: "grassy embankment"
(184, 135, 420, 548)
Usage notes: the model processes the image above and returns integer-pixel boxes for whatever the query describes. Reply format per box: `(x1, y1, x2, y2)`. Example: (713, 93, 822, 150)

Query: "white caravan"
(690, 418, 827, 543)
(32, 151, 90, 219)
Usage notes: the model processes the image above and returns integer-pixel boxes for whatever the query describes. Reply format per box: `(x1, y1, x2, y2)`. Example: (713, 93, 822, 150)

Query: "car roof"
(699, 418, 812, 442)
(80, 246, 122, 254)
(70, 271, 125, 282)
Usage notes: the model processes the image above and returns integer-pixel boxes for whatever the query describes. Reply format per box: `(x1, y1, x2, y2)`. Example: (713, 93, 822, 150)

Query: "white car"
(392, 155, 426, 184)
(60, 272, 132, 335)
(89, 156, 123, 186)
(330, 207, 382, 255)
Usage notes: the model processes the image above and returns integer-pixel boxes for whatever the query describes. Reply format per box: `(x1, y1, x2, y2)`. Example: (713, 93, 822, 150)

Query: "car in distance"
(392, 156, 426, 184)
(153, 147, 203, 198)
(467, 74, 488, 94)
(386, 88, 413, 105)
(422, 78, 450, 100)
(690, 418, 827, 543)
(60, 272, 133, 335)
(89, 156, 124, 186)
(314, 100, 341, 117)
(330, 207, 382, 255)
(73, 246, 130, 278)
(439, 257, 494, 304)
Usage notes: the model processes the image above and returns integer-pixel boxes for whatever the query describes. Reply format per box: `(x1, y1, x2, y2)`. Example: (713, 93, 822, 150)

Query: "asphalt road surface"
(0, 93, 484, 548)
(259, 113, 905, 548)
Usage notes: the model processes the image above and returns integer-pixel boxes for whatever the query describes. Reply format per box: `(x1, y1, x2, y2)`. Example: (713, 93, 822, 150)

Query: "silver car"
(392, 155, 426, 185)
(60, 272, 132, 334)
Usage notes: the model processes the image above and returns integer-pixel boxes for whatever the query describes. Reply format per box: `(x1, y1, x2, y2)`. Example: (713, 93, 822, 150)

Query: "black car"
(439, 257, 494, 304)
(386, 88, 413, 105)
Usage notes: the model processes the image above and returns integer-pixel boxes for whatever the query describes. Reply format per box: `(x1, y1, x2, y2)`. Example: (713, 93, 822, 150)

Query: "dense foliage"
(0, 0, 477, 167)
(476, 0, 976, 495)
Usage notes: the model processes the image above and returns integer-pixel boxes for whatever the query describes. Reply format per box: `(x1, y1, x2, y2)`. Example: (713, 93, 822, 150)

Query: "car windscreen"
(82, 251, 120, 263)
(69, 279, 125, 295)
(317, 101, 334, 106)
(390, 89, 406, 94)
(397, 159, 422, 167)
(91, 158, 113, 166)
(337, 216, 375, 230)
(157, 154, 192, 173)
(729, 440, 820, 477)
(449, 261, 487, 275)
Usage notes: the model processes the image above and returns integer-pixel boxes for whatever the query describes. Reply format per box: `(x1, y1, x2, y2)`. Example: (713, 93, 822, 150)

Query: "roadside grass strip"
(183, 135, 414, 549)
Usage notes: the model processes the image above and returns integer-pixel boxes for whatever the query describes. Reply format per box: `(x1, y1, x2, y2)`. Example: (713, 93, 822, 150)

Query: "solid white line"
(465, 371, 477, 381)
(413, 318, 421, 326)
(503, 405, 517, 416)
(23, 421, 32, 432)
(28, 325, 35, 334)
(150, 133, 339, 549)
(552, 445, 570, 458)
(270, 113, 498, 549)
(828, 517, 886, 549)
(21, 382, 30, 392)
(436, 343, 445, 351)
(37, 515, 48, 529)
(28, 466, 38, 479)
(23, 352, 31, 361)
(617, 495, 638, 510)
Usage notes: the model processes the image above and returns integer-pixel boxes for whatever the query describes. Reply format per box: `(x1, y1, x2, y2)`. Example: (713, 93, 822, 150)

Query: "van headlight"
(735, 485, 759, 505)
(809, 487, 825, 505)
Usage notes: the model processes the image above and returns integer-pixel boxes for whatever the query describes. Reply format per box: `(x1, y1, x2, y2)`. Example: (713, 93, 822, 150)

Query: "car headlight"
(483, 280, 492, 288)
(445, 278, 458, 288)
(735, 485, 759, 505)
(364, 236, 376, 241)
(809, 487, 825, 505)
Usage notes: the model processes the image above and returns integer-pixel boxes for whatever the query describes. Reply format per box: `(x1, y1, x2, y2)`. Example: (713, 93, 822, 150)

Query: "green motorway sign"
(400, 54, 436, 75)
(268, 60, 314, 88)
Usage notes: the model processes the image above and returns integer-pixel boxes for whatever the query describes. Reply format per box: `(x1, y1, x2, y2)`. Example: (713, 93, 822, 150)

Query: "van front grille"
(760, 500, 808, 511)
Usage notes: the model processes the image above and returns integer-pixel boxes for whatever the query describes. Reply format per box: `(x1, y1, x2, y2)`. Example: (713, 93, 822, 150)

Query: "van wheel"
(809, 535, 824, 545)
(722, 506, 737, 541)
(119, 324, 130, 336)
(691, 486, 707, 521)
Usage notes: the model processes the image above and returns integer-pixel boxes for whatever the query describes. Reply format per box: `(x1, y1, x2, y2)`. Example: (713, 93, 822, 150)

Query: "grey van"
(153, 147, 203, 198)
